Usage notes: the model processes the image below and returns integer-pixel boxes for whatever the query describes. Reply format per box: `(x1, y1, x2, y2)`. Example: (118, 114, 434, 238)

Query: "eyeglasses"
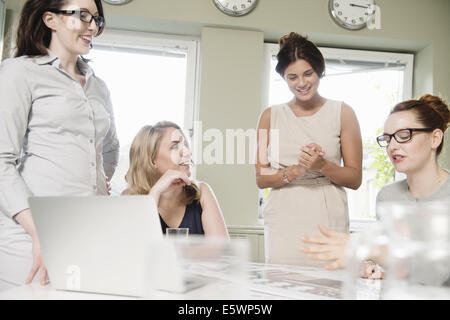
(49, 9, 105, 29)
(376, 128, 434, 147)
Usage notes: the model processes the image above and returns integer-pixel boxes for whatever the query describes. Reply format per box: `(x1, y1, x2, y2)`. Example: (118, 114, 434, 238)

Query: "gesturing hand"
(298, 143, 326, 172)
(300, 224, 350, 270)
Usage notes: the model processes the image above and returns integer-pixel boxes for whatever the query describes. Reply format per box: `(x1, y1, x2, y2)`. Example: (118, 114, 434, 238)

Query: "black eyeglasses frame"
(48, 9, 105, 30)
(376, 128, 434, 147)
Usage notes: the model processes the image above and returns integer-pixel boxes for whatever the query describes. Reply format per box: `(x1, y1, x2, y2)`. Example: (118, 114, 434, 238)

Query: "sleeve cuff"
(0, 182, 32, 220)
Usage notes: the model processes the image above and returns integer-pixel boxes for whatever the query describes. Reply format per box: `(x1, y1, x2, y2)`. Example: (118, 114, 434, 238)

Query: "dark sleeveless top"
(159, 200, 205, 235)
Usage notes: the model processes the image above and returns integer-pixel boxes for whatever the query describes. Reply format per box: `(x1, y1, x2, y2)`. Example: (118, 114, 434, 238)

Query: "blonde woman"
(122, 121, 228, 238)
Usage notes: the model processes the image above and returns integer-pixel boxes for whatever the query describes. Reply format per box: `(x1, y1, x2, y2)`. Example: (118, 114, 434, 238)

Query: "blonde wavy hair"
(125, 121, 200, 204)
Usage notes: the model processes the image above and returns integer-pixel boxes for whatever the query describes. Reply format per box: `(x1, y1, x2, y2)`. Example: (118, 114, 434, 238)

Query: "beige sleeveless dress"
(263, 99, 349, 267)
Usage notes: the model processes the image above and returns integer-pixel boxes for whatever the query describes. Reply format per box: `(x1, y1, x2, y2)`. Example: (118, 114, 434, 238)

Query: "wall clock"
(213, 0, 258, 17)
(329, 0, 376, 30)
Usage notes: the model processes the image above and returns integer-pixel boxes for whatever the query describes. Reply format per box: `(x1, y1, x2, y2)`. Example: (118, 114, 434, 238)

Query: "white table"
(0, 262, 382, 300)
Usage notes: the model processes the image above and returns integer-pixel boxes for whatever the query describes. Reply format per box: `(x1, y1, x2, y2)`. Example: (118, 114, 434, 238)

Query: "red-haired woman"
(300, 94, 450, 276)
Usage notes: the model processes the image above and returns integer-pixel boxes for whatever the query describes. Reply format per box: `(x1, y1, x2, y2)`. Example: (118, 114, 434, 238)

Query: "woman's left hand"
(298, 143, 326, 172)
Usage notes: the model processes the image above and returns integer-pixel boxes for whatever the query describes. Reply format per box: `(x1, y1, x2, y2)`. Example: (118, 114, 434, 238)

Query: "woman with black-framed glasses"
(0, 0, 119, 291)
(374, 94, 450, 201)
(299, 94, 450, 275)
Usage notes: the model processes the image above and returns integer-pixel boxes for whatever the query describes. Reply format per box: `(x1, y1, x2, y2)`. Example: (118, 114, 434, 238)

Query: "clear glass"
(166, 227, 189, 238)
(344, 201, 450, 300)
(378, 201, 450, 299)
(343, 222, 387, 300)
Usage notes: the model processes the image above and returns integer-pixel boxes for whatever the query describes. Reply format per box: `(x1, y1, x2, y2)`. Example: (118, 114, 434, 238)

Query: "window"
(262, 44, 413, 229)
(86, 30, 199, 195)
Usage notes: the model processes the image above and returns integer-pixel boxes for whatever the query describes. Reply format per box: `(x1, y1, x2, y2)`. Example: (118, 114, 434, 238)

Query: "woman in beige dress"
(256, 32, 362, 266)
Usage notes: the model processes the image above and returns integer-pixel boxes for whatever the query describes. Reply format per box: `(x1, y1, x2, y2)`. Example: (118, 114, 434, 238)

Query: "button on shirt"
(0, 52, 120, 220)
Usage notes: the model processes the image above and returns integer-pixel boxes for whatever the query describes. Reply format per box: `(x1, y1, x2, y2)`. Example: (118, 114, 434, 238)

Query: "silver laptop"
(29, 196, 169, 297)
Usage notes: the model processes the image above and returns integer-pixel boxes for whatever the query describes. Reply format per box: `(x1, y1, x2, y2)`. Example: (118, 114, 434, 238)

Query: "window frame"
(262, 43, 414, 231)
(92, 29, 201, 179)
(93, 29, 200, 139)
(263, 43, 414, 104)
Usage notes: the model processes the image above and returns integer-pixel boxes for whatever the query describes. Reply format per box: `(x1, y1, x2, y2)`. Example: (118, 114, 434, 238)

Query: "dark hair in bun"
(275, 32, 325, 78)
(391, 94, 450, 155)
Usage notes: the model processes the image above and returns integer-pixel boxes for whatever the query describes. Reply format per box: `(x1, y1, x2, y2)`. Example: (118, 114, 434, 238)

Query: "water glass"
(166, 227, 189, 238)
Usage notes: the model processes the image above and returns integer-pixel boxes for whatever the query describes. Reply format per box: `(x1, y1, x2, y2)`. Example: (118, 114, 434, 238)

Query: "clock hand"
(349, 3, 369, 9)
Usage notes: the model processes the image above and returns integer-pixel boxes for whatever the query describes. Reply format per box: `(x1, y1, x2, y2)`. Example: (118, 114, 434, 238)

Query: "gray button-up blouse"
(0, 52, 120, 220)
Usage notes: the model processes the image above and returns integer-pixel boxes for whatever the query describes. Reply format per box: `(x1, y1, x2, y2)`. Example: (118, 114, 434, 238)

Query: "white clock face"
(329, 0, 376, 30)
(213, 0, 258, 16)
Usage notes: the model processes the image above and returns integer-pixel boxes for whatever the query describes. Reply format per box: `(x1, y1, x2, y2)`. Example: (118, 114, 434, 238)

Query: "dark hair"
(14, 0, 105, 58)
(275, 32, 325, 78)
(391, 94, 450, 155)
